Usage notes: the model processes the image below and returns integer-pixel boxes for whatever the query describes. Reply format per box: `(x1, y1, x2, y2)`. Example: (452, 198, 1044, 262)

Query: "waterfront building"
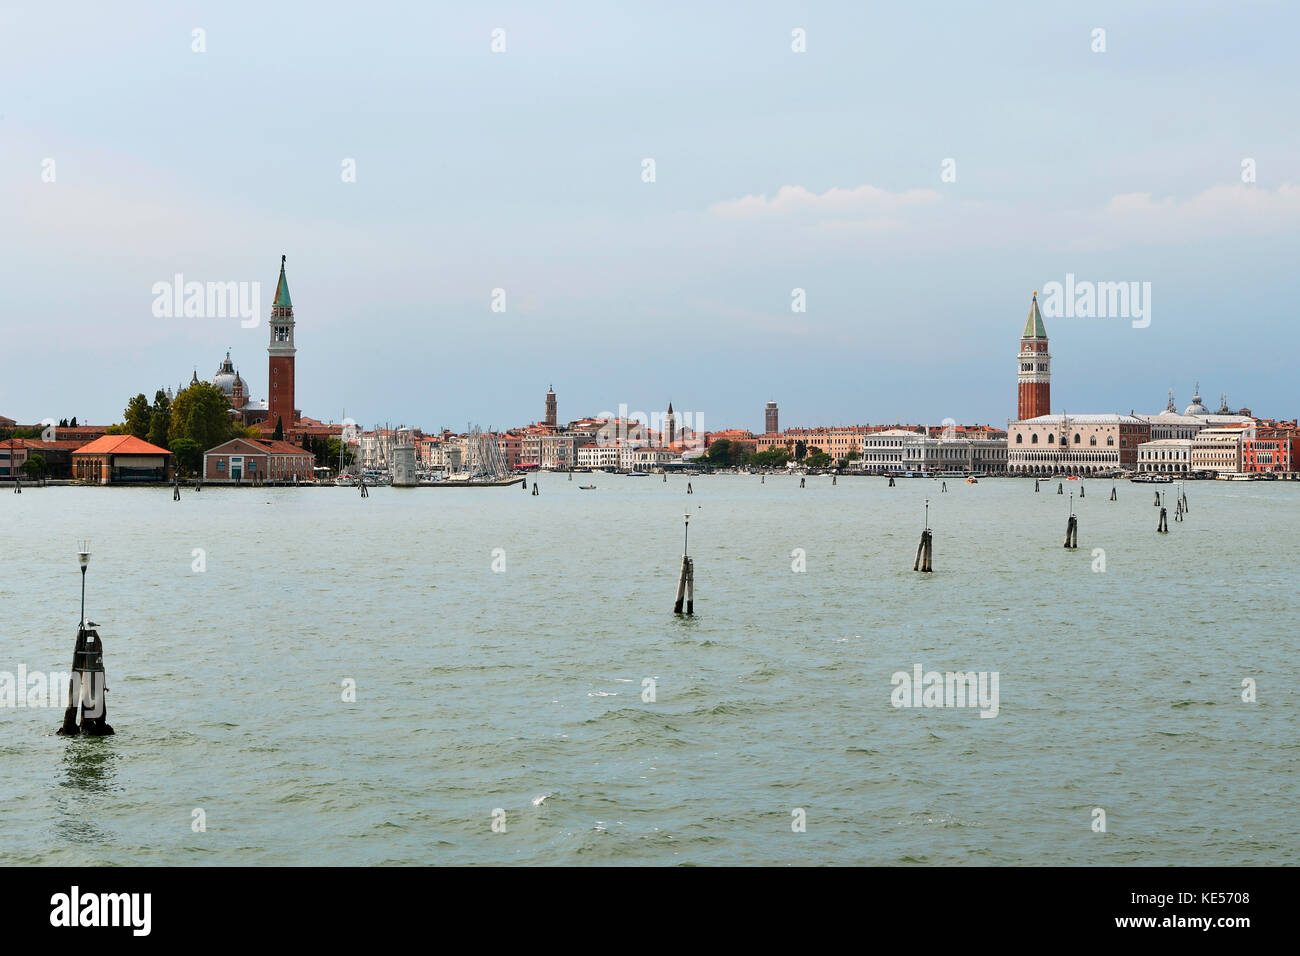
(1241, 421, 1299, 474)
(72, 435, 172, 484)
(858, 428, 921, 472)
(202, 438, 315, 483)
(1190, 427, 1247, 475)
(1017, 291, 1051, 420)
(1136, 439, 1193, 474)
(576, 442, 620, 470)
(0, 438, 28, 478)
(1006, 414, 1149, 475)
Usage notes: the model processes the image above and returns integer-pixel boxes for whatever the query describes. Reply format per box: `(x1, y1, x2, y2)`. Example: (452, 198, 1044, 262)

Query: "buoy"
(58, 543, 114, 737)
(913, 499, 933, 572)
(673, 514, 694, 615)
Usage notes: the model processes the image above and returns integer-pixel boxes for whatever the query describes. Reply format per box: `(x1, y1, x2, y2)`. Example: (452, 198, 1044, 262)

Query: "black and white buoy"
(58, 542, 114, 737)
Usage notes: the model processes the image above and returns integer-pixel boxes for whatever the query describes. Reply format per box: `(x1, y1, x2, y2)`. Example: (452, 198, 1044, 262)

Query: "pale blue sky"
(2, 0, 1296, 432)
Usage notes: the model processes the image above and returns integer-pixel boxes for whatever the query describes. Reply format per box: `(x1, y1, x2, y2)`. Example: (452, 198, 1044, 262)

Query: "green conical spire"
(273, 254, 292, 308)
(1022, 290, 1046, 338)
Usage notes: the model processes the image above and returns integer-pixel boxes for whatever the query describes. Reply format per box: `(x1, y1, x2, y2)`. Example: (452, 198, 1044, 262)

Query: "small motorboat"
(965, 477, 978, 484)
(578, 484, 596, 490)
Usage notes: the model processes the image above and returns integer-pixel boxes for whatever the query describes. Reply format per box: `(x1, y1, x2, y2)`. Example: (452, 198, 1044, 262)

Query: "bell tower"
(1017, 291, 1050, 420)
(267, 255, 297, 427)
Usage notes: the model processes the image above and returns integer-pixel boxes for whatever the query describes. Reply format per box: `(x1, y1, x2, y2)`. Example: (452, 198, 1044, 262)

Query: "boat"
(1130, 474, 1174, 483)
(627, 471, 650, 477)
(579, 484, 596, 490)
(965, 477, 978, 484)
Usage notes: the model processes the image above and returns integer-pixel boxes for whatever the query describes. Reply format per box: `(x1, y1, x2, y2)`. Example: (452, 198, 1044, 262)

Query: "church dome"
(211, 351, 239, 397)
(1183, 383, 1209, 416)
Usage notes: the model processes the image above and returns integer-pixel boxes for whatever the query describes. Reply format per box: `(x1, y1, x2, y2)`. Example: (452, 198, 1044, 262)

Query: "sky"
(1, 0, 1297, 434)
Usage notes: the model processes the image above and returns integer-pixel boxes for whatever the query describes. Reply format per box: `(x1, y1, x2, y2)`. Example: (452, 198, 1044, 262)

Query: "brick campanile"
(268, 255, 297, 427)
(1017, 291, 1050, 420)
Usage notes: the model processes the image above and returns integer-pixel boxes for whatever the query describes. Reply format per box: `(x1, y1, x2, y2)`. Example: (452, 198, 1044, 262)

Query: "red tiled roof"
(73, 435, 171, 456)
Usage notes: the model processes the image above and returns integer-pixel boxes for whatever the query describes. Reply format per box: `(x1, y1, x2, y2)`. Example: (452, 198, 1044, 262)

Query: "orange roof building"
(72, 435, 172, 484)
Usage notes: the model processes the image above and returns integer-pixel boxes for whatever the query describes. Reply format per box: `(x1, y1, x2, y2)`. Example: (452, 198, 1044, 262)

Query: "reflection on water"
(55, 738, 119, 845)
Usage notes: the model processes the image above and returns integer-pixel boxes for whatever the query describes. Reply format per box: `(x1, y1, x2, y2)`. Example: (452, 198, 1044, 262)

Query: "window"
(217, 460, 226, 472)
(1048, 434, 1055, 444)
(1074, 434, 1081, 444)
(1107, 437, 1114, 446)
(1090, 436, 1097, 445)
(1016, 434, 1023, 444)
(1031, 434, 1038, 444)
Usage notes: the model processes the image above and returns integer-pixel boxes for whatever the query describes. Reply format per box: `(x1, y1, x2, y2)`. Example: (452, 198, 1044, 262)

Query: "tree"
(806, 450, 832, 468)
(169, 382, 234, 451)
(793, 440, 807, 461)
(147, 390, 172, 448)
(69, 417, 77, 427)
(272, 416, 284, 441)
(749, 448, 791, 468)
(22, 453, 46, 479)
(124, 393, 152, 439)
(105, 424, 129, 435)
(169, 438, 202, 476)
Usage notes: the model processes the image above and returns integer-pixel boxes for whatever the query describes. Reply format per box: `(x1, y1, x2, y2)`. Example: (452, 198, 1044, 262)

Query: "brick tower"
(545, 385, 557, 427)
(1017, 291, 1050, 420)
(267, 255, 297, 427)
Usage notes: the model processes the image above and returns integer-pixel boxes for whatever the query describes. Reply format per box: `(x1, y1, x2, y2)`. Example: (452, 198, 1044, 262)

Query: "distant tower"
(666, 402, 676, 445)
(1166, 388, 1175, 413)
(1017, 292, 1050, 420)
(231, 370, 246, 410)
(765, 400, 779, 434)
(545, 385, 557, 427)
(267, 255, 296, 427)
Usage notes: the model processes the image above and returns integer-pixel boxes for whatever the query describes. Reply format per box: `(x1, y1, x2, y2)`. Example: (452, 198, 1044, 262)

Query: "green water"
(1, 475, 1295, 864)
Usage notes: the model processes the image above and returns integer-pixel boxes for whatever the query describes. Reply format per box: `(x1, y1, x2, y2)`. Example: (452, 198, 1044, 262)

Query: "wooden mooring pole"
(673, 513, 694, 615)
(913, 499, 933, 572)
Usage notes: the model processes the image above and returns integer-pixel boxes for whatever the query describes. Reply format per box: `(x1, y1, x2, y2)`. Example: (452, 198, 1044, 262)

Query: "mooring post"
(913, 499, 933, 572)
(1064, 494, 1078, 549)
(1079, 485, 1085, 499)
(1110, 483, 1117, 501)
(173, 480, 180, 501)
(674, 513, 694, 615)
(1057, 482, 1063, 494)
(1154, 490, 1160, 507)
(889, 476, 895, 487)
(832, 474, 837, 486)
(1158, 507, 1168, 533)
(800, 476, 805, 488)
(532, 482, 539, 495)
(687, 481, 693, 494)
(522, 478, 527, 492)
(941, 481, 947, 493)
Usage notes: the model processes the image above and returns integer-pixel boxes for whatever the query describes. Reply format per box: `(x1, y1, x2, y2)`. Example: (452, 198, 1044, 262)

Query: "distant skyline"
(2, 1, 1297, 432)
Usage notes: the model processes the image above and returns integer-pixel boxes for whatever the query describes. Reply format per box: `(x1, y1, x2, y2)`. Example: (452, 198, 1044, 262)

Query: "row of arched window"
(1015, 433, 1115, 446)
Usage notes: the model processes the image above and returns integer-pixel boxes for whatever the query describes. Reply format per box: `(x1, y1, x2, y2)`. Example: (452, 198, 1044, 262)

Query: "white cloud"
(709, 184, 942, 219)
(1098, 183, 1300, 242)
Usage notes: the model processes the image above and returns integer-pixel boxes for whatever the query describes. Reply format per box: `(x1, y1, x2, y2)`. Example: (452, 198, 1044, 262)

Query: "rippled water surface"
(1, 475, 1296, 865)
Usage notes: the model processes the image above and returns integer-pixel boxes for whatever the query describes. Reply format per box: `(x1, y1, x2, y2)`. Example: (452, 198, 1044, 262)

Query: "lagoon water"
(1, 475, 1296, 865)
